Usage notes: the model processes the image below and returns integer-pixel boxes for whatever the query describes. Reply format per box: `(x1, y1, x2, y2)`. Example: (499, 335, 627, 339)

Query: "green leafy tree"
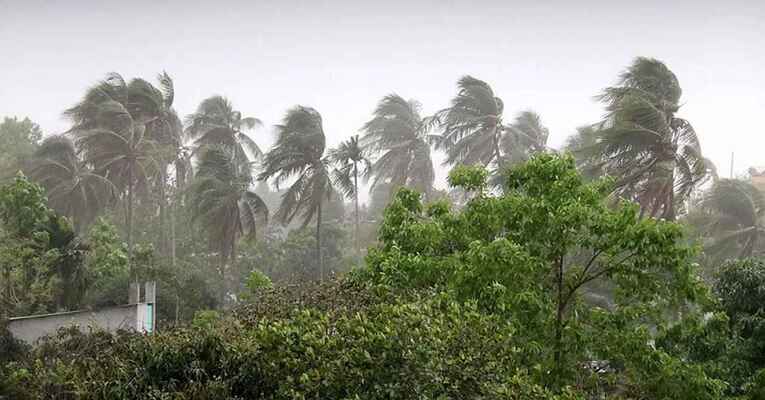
(0, 174, 88, 314)
(189, 147, 268, 302)
(27, 135, 115, 232)
(329, 135, 371, 256)
(361, 94, 436, 198)
(81, 217, 129, 307)
(586, 57, 710, 220)
(362, 154, 707, 392)
(259, 106, 334, 280)
(0, 116, 42, 178)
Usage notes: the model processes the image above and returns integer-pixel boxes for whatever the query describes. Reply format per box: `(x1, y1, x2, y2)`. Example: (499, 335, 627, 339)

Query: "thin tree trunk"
(493, 129, 503, 171)
(220, 252, 227, 306)
(317, 200, 323, 282)
(158, 166, 167, 257)
(127, 165, 134, 279)
(553, 254, 565, 388)
(175, 293, 180, 324)
(170, 193, 176, 268)
(354, 163, 360, 257)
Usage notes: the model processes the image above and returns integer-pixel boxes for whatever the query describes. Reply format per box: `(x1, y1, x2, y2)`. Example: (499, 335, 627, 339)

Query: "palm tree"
(329, 135, 371, 256)
(361, 94, 436, 198)
(436, 76, 506, 174)
(502, 111, 550, 165)
(693, 179, 765, 261)
(590, 57, 709, 220)
(65, 73, 161, 273)
(563, 125, 607, 182)
(27, 135, 115, 232)
(126, 72, 184, 260)
(259, 106, 333, 280)
(189, 147, 268, 302)
(185, 95, 262, 176)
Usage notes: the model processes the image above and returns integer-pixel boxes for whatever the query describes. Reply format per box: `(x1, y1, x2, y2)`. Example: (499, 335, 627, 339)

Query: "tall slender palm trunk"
(127, 166, 134, 279)
(353, 163, 360, 257)
(317, 200, 323, 281)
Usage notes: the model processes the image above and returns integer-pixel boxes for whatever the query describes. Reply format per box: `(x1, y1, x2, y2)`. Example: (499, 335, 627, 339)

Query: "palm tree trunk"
(354, 163, 360, 258)
(127, 165, 134, 279)
(170, 194, 176, 267)
(158, 166, 168, 257)
(493, 129, 503, 171)
(220, 252, 227, 306)
(317, 200, 323, 282)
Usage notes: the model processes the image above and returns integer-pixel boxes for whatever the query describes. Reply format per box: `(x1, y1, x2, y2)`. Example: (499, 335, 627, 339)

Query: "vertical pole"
(730, 152, 734, 179)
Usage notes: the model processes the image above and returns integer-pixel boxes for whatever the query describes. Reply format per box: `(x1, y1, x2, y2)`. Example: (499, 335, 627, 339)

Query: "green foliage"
(447, 164, 488, 192)
(237, 225, 351, 284)
(0, 116, 42, 177)
(81, 218, 129, 307)
(0, 174, 87, 315)
(361, 153, 713, 395)
(2, 292, 579, 400)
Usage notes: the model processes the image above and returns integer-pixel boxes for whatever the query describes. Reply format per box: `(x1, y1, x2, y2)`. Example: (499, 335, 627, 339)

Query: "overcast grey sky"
(1, 0, 763, 199)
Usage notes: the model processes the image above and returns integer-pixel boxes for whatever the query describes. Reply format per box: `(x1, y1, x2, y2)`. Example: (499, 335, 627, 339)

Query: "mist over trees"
(3, 57, 765, 398)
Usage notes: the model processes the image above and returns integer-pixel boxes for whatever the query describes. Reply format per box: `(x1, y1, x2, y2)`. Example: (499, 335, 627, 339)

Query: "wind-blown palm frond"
(437, 76, 505, 172)
(691, 179, 765, 261)
(329, 135, 371, 256)
(185, 96, 263, 173)
(190, 147, 268, 260)
(27, 135, 115, 232)
(259, 106, 332, 227)
(259, 106, 335, 280)
(64, 72, 169, 268)
(361, 94, 435, 197)
(589, 57, 709, 220)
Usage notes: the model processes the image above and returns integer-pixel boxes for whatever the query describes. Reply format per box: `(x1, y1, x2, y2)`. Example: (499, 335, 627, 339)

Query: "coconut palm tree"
(436, 76, 506, 174)
(693, 179, 765, 261)
(185, 95, 261, 176)
(126, 72, 184, 260)
(259, 106, 333, 280)
(189, 147, 268, 302)
(563, 125, 607, 182)
(361, 94, 436, 198)
(329, 135, 371, 256)
(65, 73, 161, 273)
(502, 111, 550, 165)
(590, 57, 709, 220)
(27, 135, 115, 232)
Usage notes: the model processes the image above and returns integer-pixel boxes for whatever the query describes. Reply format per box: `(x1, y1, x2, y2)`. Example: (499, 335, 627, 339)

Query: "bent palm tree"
(361, 94, 435, 198)
(189, 147, 268, 302)
(564, 125, 607, 182)
(329, 135, 371, 256)
(437, 76, 506, 175)
(502, 111, 550, 165)
(186, 95, 261, 176)
(695, 179, 765, 260)
(259, 106, 333, 280)
(27, 135, 115, 232)
(65, 73, 160, 273)
(591, 57, 709, 220)
(127, 72, 184, 259)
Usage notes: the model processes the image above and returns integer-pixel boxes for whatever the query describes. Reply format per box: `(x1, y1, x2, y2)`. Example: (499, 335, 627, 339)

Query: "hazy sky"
(1, 0, 763, 200)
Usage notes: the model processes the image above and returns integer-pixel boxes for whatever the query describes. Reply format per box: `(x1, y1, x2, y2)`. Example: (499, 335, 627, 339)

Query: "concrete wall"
(7, 304, 140, 345)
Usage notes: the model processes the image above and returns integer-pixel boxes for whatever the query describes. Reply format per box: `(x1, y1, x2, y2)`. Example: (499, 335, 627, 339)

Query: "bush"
(1, 292, 575, 399)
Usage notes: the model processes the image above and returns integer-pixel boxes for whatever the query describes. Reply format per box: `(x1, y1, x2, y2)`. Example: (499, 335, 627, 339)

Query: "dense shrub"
(0, 293, 577, 399)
